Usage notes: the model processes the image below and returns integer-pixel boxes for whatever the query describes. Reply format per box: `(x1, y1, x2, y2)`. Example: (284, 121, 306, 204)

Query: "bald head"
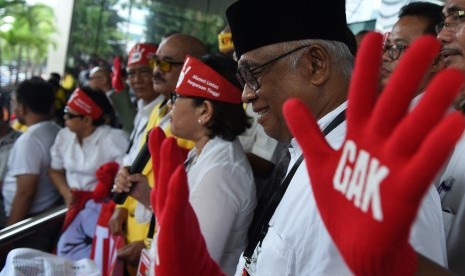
(160, 33, 208, 59)
(89, 66, 111, 92)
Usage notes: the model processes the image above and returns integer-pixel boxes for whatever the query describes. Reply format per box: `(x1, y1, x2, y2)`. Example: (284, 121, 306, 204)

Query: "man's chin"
(380, 78, 389, 92)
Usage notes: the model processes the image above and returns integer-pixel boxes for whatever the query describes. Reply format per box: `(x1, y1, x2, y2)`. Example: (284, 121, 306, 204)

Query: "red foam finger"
(148, 127, 166, 217)
(156, 166, 225, 276)
(283, 98, 332, 160)
(148, 127, 167, 179)
(387, 68, 465, 156)
(371, 35, 441, 136)
(403, 112, 465, 202)
(112, 57, 125, 92)
(347, 32, 383, 129)
(157, 137, 185, 218)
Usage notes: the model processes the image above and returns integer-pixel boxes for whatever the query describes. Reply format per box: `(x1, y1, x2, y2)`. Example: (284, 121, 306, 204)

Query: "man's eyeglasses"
(383, 43, 409, 61)
(63, 107, 85, 120)
(152, 56, 184, 73)
(236, 45, 310, 91)
(436, 10, 465, 33)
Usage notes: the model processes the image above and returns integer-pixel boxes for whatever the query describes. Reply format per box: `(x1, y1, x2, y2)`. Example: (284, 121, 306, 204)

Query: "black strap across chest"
(243, 109, 346, 263)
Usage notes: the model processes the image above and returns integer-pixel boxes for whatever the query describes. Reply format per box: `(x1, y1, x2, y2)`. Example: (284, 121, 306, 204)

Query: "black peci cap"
(226, 0, 356, 58)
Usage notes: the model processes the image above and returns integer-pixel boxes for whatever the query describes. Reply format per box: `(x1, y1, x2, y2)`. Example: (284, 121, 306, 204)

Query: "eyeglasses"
(236, 45, 310, 91)
(170, 92, 200, 104)
(383, 43, 409, 61)
(152, 56, 184, 73)
(63, 107, 84, 120)
(436, 10, 465, 33)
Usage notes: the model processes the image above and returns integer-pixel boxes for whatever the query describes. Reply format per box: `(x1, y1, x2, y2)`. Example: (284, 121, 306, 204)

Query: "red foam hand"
(154, 153, 224, 275)
(93, 161, 120, 202)
(158, 166, 225, 276)
(283, 32, 465, 276)
(112, 56, 125, 93)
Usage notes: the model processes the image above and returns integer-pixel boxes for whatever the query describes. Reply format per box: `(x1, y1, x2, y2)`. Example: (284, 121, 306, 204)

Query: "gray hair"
(285, 39, 354, 78)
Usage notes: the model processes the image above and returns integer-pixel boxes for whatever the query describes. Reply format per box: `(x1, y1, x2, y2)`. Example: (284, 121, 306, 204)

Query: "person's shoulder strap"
(243, 109, 346, 267)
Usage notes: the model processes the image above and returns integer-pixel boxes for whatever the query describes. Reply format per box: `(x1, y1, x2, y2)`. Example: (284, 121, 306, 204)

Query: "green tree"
(0, 2, 57, 84)
(144, 1, 225, 50)
(67, 0, 126, 68)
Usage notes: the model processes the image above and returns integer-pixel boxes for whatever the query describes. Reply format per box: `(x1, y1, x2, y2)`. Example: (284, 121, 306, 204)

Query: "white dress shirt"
(235, 102, 446, 275)
(50, 125, 129, 191)
(187, 137, 256, 276)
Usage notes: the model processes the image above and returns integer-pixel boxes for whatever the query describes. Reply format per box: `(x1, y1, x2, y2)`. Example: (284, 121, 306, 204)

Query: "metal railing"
(0, 205, 67, 268)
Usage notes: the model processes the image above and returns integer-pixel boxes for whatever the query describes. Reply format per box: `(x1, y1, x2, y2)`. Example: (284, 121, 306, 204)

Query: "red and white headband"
(67, 88, 103, 120)
(127, 43, 158, 68)
(175, 55, 242, 104)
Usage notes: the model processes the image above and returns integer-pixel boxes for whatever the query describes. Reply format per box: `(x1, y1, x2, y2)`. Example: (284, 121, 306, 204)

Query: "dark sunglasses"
(63, 107, 85, 120)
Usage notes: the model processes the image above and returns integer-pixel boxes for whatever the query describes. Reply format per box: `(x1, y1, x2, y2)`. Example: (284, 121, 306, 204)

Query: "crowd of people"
(1, 0, 465, 275)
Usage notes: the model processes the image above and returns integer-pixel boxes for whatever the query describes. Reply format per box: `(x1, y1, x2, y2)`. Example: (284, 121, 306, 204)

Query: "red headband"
(67, 88, 103, 120)
(175, 56, 242, 104)
(127, 43, 158, 67)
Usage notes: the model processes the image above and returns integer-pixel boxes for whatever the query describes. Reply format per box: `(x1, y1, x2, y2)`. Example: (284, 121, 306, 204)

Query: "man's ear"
(306, 44, 331, 86)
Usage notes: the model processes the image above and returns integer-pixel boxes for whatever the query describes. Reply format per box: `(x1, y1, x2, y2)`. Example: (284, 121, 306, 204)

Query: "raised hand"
(112, 56, 125, 92)
(149, 135, 224, 276)
(283, 32, 465, 276)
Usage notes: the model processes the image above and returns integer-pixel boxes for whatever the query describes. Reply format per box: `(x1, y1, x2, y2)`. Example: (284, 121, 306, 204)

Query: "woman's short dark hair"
(76, 86, 115, 126)
(15, 77, 55, 115)
(191, 53, 251, 141)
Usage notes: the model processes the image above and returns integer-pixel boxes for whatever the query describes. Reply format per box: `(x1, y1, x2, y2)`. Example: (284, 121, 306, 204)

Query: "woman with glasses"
(113, 53, 256, 275)
(49, 86, 129, 261)
(169, 53, 255, 275)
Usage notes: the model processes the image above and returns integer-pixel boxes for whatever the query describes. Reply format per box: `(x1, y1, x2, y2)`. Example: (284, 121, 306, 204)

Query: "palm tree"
(0, 2, 57, 84)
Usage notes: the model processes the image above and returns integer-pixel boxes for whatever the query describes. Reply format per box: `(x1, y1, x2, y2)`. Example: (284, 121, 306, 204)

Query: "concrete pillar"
(43, 0, 75, 76)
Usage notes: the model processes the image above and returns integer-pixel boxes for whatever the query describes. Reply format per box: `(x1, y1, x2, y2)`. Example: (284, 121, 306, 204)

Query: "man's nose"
(242, 85, 257, 103)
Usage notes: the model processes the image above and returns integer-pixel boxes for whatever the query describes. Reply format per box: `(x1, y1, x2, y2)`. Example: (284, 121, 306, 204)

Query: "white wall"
(346, 0, 444, 33)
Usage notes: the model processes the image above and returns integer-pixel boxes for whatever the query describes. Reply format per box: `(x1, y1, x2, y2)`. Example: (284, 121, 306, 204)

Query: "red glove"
(149, 135, 224, 276)
(93, 161, 120, 202)
(283, 32, 465, 276)
(112, 56, 125, 93)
